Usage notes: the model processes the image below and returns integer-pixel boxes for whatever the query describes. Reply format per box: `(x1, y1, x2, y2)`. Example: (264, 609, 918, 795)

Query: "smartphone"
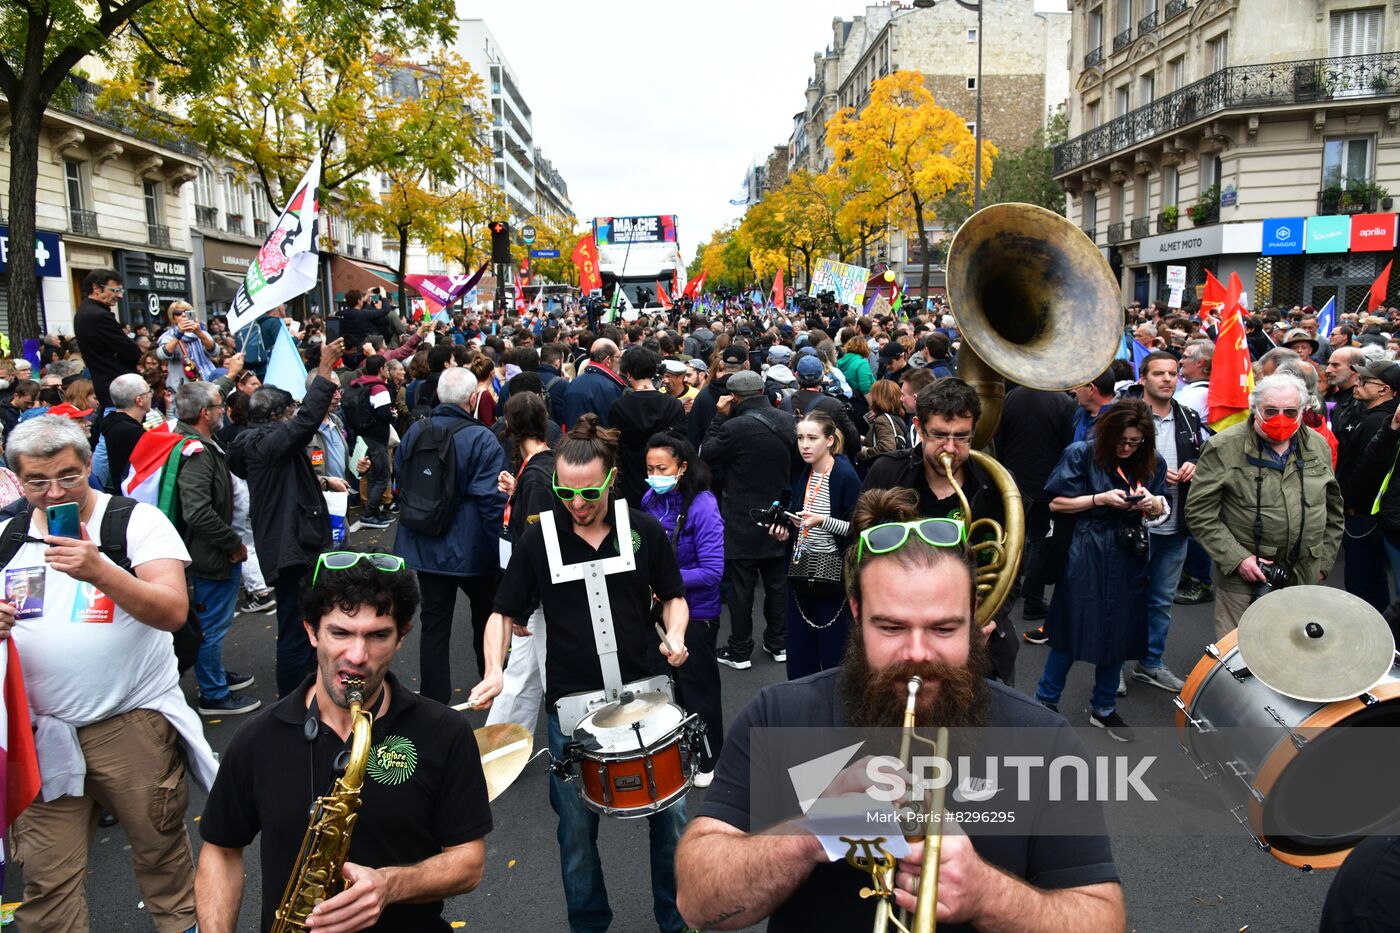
(1123, 494, 1145, 503)
(46, 502, 80, 539)
(325, 317, 343, 343)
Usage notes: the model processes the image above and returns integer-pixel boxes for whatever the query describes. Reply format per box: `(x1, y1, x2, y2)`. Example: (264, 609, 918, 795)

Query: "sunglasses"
(856, 517, 966, 563)
(312, 551, 405, 587)
(552, 467, 615, 502)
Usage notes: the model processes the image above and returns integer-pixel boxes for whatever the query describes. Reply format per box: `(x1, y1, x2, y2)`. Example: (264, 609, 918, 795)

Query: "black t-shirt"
(695, 669, 1119, 933)
(199, 673, 493, 932)
(608, 390, 686, 504)
(493, 500, 686, 706)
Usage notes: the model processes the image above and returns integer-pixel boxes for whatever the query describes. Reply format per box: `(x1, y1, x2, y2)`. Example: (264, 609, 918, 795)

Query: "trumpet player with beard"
(675, 488, 1124, 932)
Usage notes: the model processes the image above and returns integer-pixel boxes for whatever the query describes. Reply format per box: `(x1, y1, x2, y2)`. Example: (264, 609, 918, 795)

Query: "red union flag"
(572, 235, 602, 293)
(1206, 271, 1252, 431)
(1350, 213, 1397, 252)
(227, 156, 321, 333)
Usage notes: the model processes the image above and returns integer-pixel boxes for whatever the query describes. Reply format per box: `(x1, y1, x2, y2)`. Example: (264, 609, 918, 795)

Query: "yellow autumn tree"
(824, 70, 995, 297)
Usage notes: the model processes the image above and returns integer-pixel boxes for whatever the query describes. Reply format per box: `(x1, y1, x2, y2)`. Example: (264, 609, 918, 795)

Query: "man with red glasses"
(674, 487, 1124, 932)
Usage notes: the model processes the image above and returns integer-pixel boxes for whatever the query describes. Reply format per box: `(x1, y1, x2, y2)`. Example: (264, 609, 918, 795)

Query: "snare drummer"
(468, 415, 691, 933)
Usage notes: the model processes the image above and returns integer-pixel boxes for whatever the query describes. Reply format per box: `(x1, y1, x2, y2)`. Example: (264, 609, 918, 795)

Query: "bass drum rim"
(1174, 630, 1238, 731)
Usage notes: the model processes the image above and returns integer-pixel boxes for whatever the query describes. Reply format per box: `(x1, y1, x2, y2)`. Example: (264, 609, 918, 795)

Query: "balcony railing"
(1156, 211, 1178, 234)
(49, 74, 202, 157)
(1056, 51, 1400, 174)
(1107, 221, 1127, 243)
(1317, 187, 1380, 215)
(254, 219, 269, 239)
(1130, 217, 1151, 239)
(69, 209, 99, 236)
(1085, 46, 1103, 70)
(1165, 0, 1188, 21)
(225, 213, 245, 235)
(195, 204, 219, 229)
(1112, 28, 1133, 53)
(147, 224, 170, 247)
(1138, 10, 1158, 36)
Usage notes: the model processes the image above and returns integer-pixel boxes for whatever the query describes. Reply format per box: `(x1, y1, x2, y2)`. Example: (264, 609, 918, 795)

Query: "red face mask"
(1258, 413, 1301, 443)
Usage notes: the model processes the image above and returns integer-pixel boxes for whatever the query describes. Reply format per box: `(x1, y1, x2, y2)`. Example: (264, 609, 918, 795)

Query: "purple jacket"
(641, 487, 724, 619)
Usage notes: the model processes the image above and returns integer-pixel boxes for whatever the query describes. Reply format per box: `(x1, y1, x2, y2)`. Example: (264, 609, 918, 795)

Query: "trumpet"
(843, 677, 950, 933)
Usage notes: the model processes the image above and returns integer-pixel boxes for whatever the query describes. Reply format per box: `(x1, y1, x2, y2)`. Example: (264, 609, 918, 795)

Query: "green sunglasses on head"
(312, 551, 405, 587)
(552, 467, 616, 502)
(855, 517, 967, 564)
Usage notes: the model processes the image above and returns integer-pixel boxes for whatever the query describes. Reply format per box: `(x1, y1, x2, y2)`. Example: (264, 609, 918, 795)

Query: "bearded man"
(674, 488, 1125, 932)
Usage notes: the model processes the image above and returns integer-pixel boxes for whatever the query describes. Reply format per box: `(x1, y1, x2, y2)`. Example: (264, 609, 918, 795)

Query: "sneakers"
(224, 670, 255, 692)
(1022, 625, 1049, 645)
(1037, 700, 1059, 714)
(1089, 710, 1135, 742)
(1131, 663, 1186, 692)
(359, 513, 393, 529)
(198, 693, 262, 716)
(693, 770, 714, 789)
(387, 501, 401, 514)
(716, 647, 752, 670)
(1117, 671, 1128, 696)
(240, 590, 275, 614)
(1174, 581, 1214, 605)
(763, 644, 787, 664)
(1021, 598, 1047, 621)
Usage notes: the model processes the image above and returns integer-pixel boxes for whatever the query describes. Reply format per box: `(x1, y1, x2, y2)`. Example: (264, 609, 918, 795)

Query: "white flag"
(227, 156, 322, 333)
(728, 167, 752, 206)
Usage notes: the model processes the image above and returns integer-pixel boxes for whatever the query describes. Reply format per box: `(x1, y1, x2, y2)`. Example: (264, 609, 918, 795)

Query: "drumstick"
(655, 622, 677, 656)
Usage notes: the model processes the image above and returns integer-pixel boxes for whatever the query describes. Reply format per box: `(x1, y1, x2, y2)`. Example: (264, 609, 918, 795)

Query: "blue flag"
(264, 319, 308, 400)
(1317, 296, 1336, 344)
(1131, 339, 1152, 378)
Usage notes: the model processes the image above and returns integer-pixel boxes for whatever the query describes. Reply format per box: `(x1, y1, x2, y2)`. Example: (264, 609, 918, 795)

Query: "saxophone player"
(196, 552, 493, 932)
(674, 489, 1125, 932)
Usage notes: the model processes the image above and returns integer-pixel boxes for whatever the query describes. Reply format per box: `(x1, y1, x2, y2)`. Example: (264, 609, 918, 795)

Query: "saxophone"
(271, 678, 375, 932)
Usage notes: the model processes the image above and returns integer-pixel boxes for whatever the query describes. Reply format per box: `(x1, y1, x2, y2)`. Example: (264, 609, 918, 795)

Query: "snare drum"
(566, 691, 702, 819)
(1176, 631, 1400, 869)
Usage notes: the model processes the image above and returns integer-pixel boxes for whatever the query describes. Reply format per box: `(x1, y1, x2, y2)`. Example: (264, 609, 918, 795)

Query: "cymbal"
(1237, 586, 1395, 702)
(588, 691, 673, 730)
(473, 724, 532, 802)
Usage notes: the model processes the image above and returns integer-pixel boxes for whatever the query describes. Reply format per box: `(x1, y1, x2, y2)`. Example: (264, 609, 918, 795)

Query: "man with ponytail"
(675, 488, 1124, 933)
(468, 414, 692, 933)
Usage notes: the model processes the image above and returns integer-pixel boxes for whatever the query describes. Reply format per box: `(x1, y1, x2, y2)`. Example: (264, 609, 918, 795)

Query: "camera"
(1258, 560, 1290, 589)
(750, 500, 789, 529)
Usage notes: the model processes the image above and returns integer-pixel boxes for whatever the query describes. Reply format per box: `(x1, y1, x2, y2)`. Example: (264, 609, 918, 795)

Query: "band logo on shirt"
(367, 735, 418, 786)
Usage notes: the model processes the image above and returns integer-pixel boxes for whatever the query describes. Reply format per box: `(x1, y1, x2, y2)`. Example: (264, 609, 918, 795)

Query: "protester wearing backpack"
(344, 354, 397, 529)
(393, 366, 507, 703)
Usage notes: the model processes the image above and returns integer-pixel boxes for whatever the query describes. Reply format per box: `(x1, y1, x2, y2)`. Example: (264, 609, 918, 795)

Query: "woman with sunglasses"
(771, 410, 861, 679)
(1034, 399, 1168, 743)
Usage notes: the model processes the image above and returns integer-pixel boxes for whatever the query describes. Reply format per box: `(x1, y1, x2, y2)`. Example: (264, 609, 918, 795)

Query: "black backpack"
(399, 417, 476, 536)
(341, 383, 375, 433)
(0, 497, 204, 672)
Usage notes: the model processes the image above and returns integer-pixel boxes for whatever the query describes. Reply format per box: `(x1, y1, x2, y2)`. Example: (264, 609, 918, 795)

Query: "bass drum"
(1175, 631, 1400, 869)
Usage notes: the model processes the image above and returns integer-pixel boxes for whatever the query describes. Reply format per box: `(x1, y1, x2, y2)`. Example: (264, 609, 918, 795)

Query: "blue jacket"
(392, 404, 507, 577)
(641, 487, 725, 618)
(563, 364, 626, 428)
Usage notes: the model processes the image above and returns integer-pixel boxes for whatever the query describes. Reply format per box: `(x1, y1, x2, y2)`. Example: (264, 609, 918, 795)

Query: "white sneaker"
(693, 770, 714, 789)
(1117, 671, 1128, 696)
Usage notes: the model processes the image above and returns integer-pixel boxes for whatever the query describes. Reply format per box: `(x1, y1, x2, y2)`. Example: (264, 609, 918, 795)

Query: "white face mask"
(0, 379, 11, 391)
(646, 474, 679, 494)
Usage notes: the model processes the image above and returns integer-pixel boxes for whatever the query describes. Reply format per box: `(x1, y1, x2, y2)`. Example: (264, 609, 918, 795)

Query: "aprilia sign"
(1349, 213, 1397, 252)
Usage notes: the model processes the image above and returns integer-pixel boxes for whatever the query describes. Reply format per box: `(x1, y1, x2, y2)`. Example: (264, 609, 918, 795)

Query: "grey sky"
(483, 0, 1067, 264)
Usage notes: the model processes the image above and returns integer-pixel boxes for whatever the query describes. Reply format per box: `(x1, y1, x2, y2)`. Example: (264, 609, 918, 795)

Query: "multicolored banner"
(812, 257, 871, 309)
(405, 262, 489, 315)
(227, 156, 321, 334)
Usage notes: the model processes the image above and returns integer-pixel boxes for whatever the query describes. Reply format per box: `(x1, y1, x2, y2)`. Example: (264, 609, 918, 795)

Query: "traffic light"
(490, 221, 511, 264)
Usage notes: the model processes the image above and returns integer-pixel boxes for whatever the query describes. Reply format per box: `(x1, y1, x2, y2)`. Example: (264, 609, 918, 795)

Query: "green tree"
(0, 0, 456, 346)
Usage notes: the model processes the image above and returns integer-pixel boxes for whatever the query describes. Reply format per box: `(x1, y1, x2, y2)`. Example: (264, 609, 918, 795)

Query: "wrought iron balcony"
(1113, 28, 1133, 53)
(1317, 187, 1380, 215)
(1156, 211, 1178, 234)
(1085, 46, 1103, 70)
(1108, 221, 1127, 243)
(195, 204, 219, 229)
(49, 74, 202, 157)
(147, 224, 170, 247)
(69, 209, 99, 236)
(254, 219, 269, 239)
(1165, 0, 1188, 21)
(1056, 51, 1400, 174)
(1130, 217, 1151, 239)
(1138, 10, 1158, 36)
(225, 213, 245, 235)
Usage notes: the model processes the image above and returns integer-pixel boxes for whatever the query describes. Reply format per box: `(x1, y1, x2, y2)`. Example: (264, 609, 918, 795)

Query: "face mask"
(1258, 413, 1301, 442)
(0, 379, 10, 391)
(646, 474, 679, 494)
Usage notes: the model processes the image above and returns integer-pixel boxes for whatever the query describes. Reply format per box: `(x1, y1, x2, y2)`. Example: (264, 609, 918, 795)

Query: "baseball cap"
(795, 355, 825, 385)
(880, 340, 907, 360)
(685, 358, 708, 372)
(1353, 359, 1400, 393)
(768, 345, 793, 364)
(796, 346, 819, 359)
(779, 323, 794, 335)
(728, 370, 764, 396)
(661, 359, 688, 376)
(721, 346, 747, 368)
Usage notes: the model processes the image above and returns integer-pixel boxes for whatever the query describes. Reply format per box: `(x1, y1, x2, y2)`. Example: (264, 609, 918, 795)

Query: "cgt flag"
(572, 235, 602, 294)
(227, 156, 321, 334)
(656, 280, 673, 310)
(1206, 271, 1253, 431)
(771, 268, 786, 311)
(1368, 259, 1393, 312)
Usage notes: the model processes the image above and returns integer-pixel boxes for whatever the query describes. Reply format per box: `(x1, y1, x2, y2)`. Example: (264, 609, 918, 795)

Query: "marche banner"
(811, 258, 871, 309)
(227, 157, 321, 334)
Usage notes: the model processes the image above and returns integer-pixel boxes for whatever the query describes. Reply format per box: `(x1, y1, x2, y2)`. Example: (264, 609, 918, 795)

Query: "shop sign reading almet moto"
(1139, 223, 1262, 263)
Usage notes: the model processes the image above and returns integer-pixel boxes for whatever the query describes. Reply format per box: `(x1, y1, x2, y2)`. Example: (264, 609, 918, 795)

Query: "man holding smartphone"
(0, 414, 214, 933)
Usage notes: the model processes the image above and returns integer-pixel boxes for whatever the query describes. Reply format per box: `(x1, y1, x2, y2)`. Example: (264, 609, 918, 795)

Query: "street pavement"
(5, 517, 1341, 931)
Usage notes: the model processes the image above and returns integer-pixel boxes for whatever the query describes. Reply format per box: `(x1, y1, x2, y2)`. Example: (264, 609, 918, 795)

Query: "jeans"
(547, 713, 687, 933)
(192, 568, 242, 701)
(274, 567, 312, 697)
(1143, 531, 1189, 671)
(91, 406, 117, 490)
(1343, 514, 1392, 612)
(1036, 648, 1121, 717)
(416, 571, 498, 703)
(1019, 499, 1053, 607)
(724, 556, 787, 658)
(363, 437, 391, 517)
(1182, 534, 1212, 586)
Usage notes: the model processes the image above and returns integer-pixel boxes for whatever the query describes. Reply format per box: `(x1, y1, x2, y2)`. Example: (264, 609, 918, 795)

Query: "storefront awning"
(204, 269, 244, 305)
(328, 254, 420, 298)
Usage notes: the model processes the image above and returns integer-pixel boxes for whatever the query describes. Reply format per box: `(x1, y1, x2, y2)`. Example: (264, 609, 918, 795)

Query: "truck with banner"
(592, 215, 685, 308)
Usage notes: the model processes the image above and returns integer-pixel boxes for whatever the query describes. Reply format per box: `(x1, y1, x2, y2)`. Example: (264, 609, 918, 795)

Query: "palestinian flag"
(121, 425, 199, 519)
